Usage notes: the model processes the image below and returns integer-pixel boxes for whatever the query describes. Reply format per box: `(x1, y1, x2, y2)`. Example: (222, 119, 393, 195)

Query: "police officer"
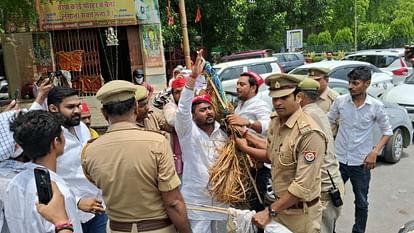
(236, 73, 327, 232)
(298, 78, 344, 233)
(308, 67, 339, 113)
(135, 85, 172, 133)
(81, 80, 192, 233)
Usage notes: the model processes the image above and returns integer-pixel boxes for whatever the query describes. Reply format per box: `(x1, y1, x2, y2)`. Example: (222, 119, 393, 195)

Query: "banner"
(135, 0, 160, 24)
(36, 0, 137, 31)
(32, 33, 55, 73)
(141, 24, 163, 67)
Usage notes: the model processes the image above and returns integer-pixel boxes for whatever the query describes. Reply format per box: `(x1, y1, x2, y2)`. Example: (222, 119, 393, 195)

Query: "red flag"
(195, 5, 201, 23)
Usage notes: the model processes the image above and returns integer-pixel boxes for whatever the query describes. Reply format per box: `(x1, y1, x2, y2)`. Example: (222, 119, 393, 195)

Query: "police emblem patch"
(304, 151, 316, 163)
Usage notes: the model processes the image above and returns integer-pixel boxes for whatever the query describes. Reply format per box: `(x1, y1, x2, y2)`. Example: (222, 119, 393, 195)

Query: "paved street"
(336, 144, 414, 233)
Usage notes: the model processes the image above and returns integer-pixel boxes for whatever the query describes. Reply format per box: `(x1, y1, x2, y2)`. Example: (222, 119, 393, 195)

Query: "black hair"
(47, 86, 79, 107)
(326, 51, 333, 54)
(191, 100, 210, 113)
(102, 97, 136, 117)
(9, 110, 64, 160)
(301, 90, 319, 102)
(348, 66, 372, 81)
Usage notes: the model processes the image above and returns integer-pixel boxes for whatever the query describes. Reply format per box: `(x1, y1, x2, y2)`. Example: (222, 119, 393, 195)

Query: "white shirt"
(163, 97, 178, 127)
(328, 94, 393, 166)
(30, 102, 103, 222)
(176, 87, 228, 221)
(0, 160, 26, 233)
(235, 95, 271, 135)
(4, 162, 83, 233)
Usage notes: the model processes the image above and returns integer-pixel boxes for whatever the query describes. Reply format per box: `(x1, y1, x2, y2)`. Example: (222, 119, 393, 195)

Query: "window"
(220, 67, 243, 81)
(285, 54, 298, 62)
(329, 67, 355, 81)
(274, 55, 286, 62)
(248, 63, 269, 74)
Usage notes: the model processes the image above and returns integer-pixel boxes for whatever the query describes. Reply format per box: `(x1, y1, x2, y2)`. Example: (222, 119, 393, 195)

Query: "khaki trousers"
(275, 201, 322, 233)
(107, 222, 176, 233)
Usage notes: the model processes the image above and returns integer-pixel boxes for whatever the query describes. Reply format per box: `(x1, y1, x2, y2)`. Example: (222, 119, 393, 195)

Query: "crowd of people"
(0, 48, 413, 233)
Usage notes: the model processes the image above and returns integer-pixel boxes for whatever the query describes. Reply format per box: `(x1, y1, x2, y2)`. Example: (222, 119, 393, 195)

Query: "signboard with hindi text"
(36, 0, 138, 31)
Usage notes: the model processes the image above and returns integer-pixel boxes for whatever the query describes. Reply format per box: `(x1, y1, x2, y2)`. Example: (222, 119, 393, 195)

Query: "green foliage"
(0, 0, 38, 31)
(317, 31, 333, 45)
(334, 27, 354, 44)
(389, 17, 414, 39)
(307, 33, 318, 46)
(358, 23, 390, 47)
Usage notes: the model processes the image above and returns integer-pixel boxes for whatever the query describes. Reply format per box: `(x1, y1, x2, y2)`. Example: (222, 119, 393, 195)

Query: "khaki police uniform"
(308, 67, 339, 113)
(265, 74, 327, 233)
(81, 80, 180, 233)
(299, 78, 345, 233)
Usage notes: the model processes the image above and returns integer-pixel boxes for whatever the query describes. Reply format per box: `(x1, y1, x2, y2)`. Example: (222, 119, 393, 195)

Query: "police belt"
(109, 218, 172, 232)
(287, 197, 320, 209)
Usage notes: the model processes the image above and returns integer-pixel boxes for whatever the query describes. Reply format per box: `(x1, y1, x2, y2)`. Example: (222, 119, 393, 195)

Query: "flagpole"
(178, 0, 192, 68)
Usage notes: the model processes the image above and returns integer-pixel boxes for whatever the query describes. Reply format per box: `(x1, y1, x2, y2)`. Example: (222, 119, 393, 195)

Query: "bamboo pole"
(178, 0, 192, 68)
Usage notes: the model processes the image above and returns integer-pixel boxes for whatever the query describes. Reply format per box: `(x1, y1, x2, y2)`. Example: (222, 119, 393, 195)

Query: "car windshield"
(289, 68, 309, 75)
(404, 73, 414, 84)
(344, 55, 398, 68)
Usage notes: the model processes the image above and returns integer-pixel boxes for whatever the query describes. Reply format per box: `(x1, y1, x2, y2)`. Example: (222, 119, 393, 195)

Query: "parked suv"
(213, 57, 283, 81)
(343, 49, 413, 84)
(272, 52, 305, 72)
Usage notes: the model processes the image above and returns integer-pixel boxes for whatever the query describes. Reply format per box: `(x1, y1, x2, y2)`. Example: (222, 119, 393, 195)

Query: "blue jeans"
(339, 163, 371, 233)
(81, 213, 108, 233)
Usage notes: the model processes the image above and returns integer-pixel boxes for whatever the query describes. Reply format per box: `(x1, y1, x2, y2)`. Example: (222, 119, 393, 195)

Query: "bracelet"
(56, 226, 74, 233)
(55, 222, 73, 233)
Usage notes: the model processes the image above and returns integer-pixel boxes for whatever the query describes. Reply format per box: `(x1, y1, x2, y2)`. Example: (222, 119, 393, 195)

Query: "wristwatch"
(248, 119, 254, 128)
(268, 205, 278, 217)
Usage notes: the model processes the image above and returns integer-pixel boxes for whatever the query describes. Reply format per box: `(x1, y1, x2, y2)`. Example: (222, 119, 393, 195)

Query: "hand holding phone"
(13, 89, 19, 101)
(34, 167, 53, 204)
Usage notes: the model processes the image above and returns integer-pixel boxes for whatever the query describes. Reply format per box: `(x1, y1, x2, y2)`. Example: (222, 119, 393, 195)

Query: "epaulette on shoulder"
(297, 114, 314, 136)
(270, 112, 278, 118)
(328, 89, 339, 100)
(86, 138, 98, 144)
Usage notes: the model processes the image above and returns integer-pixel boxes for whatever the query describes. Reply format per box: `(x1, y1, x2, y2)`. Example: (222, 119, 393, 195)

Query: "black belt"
(109, 218, 172, 232)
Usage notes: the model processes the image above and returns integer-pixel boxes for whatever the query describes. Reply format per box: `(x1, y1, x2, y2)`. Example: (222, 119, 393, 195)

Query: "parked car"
(224, 78, 412, 163)
(220, 49, 273, 62)
(213, 57, 283, 82)
(272, 52, 305, 73)
(342, 49, 413, 84)
(383, 72, 414, 126)
(289, 61, 394, 98)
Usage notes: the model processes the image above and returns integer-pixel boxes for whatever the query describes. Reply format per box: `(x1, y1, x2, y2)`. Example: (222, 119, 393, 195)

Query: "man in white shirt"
(176, 52, 228, 233)
(0, 104, 27, 233)
(5, 110, 83, 233)
(31, 83, 106, 233)
(226, 71, 272, 212)
(328, 66, 393, 233)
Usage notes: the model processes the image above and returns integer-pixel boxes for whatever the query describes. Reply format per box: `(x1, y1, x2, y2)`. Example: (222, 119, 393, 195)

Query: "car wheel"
(383, 128, 404, 163)
(398, 220, 414, 233)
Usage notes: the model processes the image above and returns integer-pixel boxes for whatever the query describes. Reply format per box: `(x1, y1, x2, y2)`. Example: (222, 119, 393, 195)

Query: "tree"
(358, 23, 390, 48)
(389, 17, 414, 39)
(0, 0, 38, 32)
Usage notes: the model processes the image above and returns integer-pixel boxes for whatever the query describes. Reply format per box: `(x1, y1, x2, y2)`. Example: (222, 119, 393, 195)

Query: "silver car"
(224, 78, 413, 163)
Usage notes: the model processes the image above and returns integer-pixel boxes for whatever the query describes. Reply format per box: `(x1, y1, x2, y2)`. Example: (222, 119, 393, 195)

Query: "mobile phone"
(34, 167, 53, 204)
(13, 89, 19, 101)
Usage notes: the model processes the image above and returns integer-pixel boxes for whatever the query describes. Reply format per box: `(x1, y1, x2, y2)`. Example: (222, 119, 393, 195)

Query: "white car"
(343, 49, 413, 84)
(213, 57, 283, 82)
(289, 61, 394, 98)
(383, 73, 414, 125)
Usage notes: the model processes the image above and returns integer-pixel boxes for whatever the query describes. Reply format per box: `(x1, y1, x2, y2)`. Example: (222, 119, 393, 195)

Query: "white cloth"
(0, 160, 26, 233)
(30, 101, 103, 223)
(163, 99, 177, 127)
(4, 162, 83, 233)
(176, 87, 228, 221)
(234, 95, 272, 136)
(327, 94, 393, 166)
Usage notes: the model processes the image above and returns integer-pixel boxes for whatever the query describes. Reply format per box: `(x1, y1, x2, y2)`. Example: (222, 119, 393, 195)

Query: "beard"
(64, 114, 81, 127)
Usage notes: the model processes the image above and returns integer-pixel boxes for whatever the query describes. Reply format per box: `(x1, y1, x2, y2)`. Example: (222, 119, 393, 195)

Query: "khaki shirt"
(137, 111, 174, 133)
(302, 103, 343, 193)
(316, 87, 339, 113)
(267, 108, 327, 202)
(81, 122, 180, 222)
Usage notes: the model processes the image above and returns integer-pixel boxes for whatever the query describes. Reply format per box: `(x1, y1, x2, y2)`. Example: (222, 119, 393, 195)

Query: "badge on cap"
(304, 151, 316, 163)
(274, 81, 280, 89)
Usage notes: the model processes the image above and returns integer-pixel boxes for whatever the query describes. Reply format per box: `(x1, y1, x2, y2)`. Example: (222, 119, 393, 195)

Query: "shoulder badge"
(298, 121, 312, 135)
(304, 151, 316, 163)
(327, 89, 339, 101)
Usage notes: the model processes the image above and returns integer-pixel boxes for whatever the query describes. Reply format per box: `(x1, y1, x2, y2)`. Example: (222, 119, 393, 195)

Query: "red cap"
(240, 71, 264, 87)
(79, 102, 90, 113)
(192, 93, 212, 105)
(171, 78, 187, 89)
